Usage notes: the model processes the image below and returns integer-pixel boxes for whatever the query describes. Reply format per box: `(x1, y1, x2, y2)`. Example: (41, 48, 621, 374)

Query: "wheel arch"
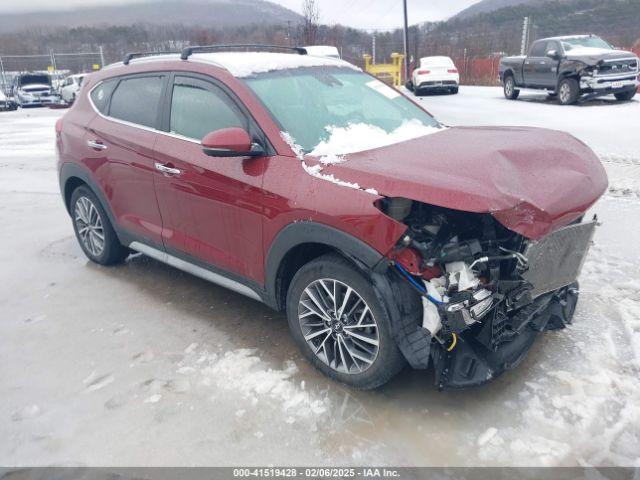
(264, 222, 386, 311)
(59, 163, 118, 229)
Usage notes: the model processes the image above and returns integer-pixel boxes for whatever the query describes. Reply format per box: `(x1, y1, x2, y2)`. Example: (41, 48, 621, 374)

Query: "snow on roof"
(193, 52, 359, 77)
(119, 51, 359, 78)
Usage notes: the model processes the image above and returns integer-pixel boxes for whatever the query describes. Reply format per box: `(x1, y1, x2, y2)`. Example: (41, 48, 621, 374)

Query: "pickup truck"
(500, 34, 639, 105)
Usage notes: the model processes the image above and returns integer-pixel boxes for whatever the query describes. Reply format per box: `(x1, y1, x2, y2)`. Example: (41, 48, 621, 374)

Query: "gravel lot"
(1, 87, 639, 467)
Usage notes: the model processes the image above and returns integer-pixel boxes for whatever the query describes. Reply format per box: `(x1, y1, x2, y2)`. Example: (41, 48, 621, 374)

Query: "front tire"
(286, 254, 405, 389)
(558, 77, 580, 105)
(451, 87, 459, 94)
(70, 186, 129, 265)
(503, 75, 519, 100)
(614, 89, 636, 101)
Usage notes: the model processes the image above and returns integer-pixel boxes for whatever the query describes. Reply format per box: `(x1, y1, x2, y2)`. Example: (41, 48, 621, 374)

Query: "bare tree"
(302, 0, 319, 46)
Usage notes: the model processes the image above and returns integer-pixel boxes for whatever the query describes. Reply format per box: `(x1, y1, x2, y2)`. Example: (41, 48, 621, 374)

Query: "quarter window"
(90, 79, 117, 114)
(109, 75, 164, 128)
(169, 77, 245, 140)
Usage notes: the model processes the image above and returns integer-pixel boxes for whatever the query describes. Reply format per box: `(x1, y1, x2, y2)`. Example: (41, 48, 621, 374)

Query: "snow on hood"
(564, 47, 636, 60)
(309, 120, 445, 157)
(306, 126, 608, 239)
(20, 84, 52, 92)
(198, 52, 360, 78)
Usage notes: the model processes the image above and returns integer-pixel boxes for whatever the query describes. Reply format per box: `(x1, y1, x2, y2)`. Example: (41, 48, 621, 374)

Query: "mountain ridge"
(0, 0, 302, 33)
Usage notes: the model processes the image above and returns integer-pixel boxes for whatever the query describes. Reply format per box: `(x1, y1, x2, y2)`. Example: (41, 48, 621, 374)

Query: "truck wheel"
(614, 89, 636, 101)
(503, 75, 519, 100)
(286, 253, 406, 390)
(558, 78, 580, 105)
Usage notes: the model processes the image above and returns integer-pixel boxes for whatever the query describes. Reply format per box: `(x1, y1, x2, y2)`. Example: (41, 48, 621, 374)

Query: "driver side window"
(169, 76, 246, 141)
(529, 42, 547, 57)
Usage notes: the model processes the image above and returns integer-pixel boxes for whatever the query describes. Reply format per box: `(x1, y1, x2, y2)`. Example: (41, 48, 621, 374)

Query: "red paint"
(310, 126, 608, 240)
(202, 127, 252, 152)
(57, 55, 607, 291)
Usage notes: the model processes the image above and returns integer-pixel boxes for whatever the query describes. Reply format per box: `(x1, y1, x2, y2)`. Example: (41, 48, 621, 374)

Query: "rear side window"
(90, 79, 117, 114)
(109, 76, 164, 128)
(169, 76, 245, 140)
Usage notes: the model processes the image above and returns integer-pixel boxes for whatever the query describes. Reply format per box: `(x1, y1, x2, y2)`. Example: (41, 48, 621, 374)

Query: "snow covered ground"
(1, 87, 639, 467)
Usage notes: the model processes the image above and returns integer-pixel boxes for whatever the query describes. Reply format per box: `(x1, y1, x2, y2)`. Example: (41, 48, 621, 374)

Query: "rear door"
(153, 73, 268, 284)
(85, 73, 166, 247)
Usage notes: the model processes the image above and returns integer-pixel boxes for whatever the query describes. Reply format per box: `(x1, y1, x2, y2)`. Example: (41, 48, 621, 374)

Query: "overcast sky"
(0, 0, 481, 29)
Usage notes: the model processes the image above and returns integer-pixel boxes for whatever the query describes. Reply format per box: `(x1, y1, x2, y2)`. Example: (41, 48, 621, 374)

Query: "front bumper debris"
(432, 283, 579, 390)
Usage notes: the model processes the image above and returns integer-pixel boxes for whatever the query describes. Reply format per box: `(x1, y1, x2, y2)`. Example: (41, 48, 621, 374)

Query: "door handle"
(87, 140, 107, 151)
(155, 162, 181, 175)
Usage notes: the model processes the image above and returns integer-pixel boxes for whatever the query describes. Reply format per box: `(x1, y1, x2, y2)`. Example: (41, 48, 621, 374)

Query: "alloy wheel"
(505, 78, 514, 96)
(298, 279, 379, 374)
(559, 83, 571, 104)
(74, 196, 105, 257)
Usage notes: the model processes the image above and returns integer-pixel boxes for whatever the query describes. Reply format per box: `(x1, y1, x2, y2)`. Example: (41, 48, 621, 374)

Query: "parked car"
(13, 73, 58, 107)
(59, 73, 88, 103)
(57, 46, 607, 390)
(409, 56, 459, 95)
(0, 89, 18, 111)
(500, 34, 639, 104)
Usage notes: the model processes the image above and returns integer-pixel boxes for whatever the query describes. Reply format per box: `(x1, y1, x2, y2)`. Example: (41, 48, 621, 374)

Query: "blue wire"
(394, 263, 444, 305)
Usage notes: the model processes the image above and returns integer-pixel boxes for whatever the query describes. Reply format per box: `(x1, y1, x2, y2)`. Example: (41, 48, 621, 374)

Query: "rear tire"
(286, 253, 406, 389)
(451, 87, 459, 94)
(558, 77, 580, 105)
(614, 89, 636, 101)
(503, 75, 519, 100)
(70, 186, 129, 265)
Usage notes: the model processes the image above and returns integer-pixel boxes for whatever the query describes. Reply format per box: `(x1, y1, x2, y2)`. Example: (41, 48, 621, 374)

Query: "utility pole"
(402, 0, 410, 82)
(520, 16, 530, 55)
(372, 32, 376, 64)
(0, 56, 5, 93)
(286, 21, 293, 46)
(99, 45, 106, 68)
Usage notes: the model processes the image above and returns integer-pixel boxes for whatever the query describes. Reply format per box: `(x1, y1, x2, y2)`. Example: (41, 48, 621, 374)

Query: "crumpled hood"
(565, 48, 638, 65)
(307, 126, 608, 240)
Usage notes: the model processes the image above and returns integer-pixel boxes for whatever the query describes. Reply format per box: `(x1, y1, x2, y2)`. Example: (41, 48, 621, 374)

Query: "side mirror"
(201, 127, 265, 158)
(546, 49, 560, 60)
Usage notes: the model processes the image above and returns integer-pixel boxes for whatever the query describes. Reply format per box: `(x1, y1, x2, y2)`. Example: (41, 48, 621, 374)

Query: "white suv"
(60, 73, 88, 103)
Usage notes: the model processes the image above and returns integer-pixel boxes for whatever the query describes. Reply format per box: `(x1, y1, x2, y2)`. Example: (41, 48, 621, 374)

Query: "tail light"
(416, 70, 431, 75)
(55, 118, 63, 137)
(448, 69, 458, 74)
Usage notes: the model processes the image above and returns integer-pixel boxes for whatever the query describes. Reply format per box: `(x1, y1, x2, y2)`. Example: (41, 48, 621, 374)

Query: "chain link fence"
(0, 49, 105, 93)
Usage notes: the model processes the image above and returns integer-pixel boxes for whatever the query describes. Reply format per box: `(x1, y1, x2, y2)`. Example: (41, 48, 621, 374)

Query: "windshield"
(19, 74, 51, 86)
(244, 66, 439, 153)
(562, 36, 612, 51)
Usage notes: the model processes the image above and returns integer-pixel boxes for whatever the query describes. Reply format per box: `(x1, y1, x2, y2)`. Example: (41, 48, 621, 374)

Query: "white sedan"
(411, 56, 460, 95)
(59, 73, 88, 103)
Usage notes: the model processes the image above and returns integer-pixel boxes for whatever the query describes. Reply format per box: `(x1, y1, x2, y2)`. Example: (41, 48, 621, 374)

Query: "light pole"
(402, 0, 410, 82)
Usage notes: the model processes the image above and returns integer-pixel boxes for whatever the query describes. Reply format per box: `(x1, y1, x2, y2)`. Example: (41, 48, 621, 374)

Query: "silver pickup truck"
(499, 34, 639, 105)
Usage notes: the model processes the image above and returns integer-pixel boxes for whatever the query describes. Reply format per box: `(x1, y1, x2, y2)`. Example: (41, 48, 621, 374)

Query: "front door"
(153, 74, 268, 284)
(539, 41, 561, 88)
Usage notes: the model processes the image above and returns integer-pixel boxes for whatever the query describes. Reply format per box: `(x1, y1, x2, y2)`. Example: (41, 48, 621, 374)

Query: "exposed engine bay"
(379, 197, 597, 389)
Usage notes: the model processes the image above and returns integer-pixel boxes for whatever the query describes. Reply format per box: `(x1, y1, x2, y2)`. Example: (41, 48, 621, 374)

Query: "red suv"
(57, 46, 607, 390)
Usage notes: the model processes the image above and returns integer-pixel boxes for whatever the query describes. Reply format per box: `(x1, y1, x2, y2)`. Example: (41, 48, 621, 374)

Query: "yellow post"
(363, 53, 405, 88)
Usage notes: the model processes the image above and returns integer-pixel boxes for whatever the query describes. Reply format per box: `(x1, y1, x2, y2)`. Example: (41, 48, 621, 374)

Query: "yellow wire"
(446, 333, 458, 352)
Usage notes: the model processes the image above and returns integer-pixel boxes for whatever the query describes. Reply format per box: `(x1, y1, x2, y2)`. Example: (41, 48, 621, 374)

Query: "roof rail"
(180, 44, 308, 61)
(122, 51, 178, 65)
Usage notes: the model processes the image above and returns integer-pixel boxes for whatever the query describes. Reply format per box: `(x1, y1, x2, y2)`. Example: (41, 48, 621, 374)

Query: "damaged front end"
(381, 198, 596, 389)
